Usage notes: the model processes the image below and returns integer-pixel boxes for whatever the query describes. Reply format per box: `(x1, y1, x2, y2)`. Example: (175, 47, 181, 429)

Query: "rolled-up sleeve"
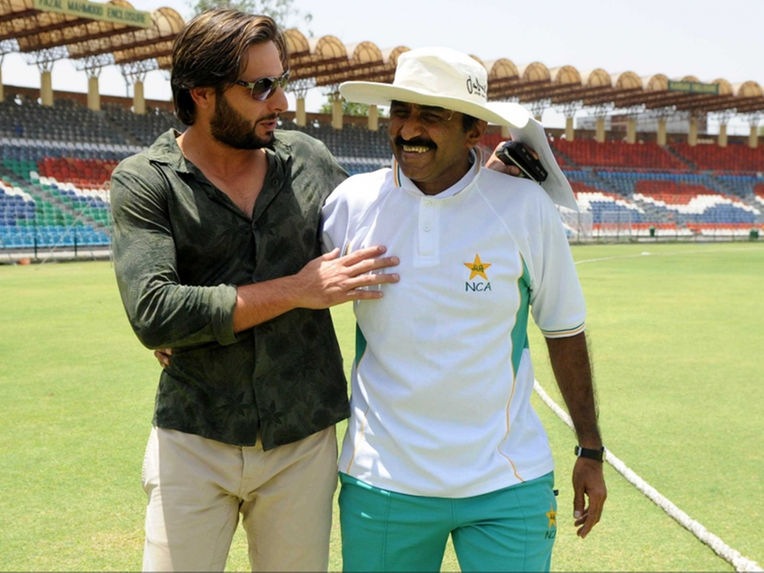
(110, 158, 238, 349)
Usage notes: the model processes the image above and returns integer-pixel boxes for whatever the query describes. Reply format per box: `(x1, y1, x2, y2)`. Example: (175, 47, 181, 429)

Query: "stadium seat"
(1, 97, 762, 249)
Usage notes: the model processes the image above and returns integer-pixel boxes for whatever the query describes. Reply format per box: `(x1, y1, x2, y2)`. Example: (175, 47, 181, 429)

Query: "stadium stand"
(279, 120, 391, 174)
(101, 102, 185, 147)
(547, 137, 763, 239)
(672, 142, 763, 173)
(553, 139, 689, 171)
(0, 95, 137, 250)
(0, 94, 762, 252)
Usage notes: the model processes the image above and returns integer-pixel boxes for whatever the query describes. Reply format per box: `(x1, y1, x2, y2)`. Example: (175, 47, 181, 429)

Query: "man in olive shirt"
(110, 10, 398, 571)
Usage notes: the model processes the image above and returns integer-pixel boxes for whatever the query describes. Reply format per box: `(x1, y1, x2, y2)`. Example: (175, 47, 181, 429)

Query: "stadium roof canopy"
(1, 2, 762, 115)
(283, 30, 764, 115)
(0, 0, 183, 73)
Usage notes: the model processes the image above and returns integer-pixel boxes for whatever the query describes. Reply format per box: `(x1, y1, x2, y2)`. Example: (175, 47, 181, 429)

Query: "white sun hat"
(340, 47, 578, 210)
(340, 46, 531, 128)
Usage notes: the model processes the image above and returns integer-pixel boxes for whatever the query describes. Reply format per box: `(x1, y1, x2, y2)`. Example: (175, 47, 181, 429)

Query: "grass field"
(0, 242, 762, 571)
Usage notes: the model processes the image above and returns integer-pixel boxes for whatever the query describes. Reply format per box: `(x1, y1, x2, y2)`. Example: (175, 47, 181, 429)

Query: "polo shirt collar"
(393, 147, 482, 198)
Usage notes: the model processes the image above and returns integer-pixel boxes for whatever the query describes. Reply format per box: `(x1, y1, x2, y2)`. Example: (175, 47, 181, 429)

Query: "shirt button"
(423, 224, 431, 232)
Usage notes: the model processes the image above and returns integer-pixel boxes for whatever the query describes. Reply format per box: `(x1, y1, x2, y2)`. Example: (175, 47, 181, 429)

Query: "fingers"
(349, 268, 400, 294)
(571, 458, 607, 538)
(573, 487, 586, 524)
(573, 483, 591, 537)
(335, 244, 387, 266)
(338, 265, 400, 300)
(154, 348, 172, 368)
(497, 139, 539, 160)
(485, 152, 521, 176)
(579, 489, 605, 538)
(348, 255, 400, 279)
(327, 245, 398, 273)
(298, 246, 400, 308)
(485, 141, 521, 176)
(321, 247, 341, 261)
(337, 245, 400, 287)
(576, 491, 605, 538)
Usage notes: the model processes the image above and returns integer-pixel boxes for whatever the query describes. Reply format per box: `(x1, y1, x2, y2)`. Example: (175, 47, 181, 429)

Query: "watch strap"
(575, 445, 605, 462)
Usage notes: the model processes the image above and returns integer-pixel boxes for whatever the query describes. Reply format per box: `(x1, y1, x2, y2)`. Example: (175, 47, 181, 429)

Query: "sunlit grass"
(1, 242, 761, 570)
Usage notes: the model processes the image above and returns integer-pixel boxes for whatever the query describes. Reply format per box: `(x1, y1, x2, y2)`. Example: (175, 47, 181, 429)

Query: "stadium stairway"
(664, 145, 699, 171)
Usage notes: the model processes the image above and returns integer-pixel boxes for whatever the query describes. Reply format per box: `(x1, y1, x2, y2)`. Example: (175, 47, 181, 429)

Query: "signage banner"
(33, 0, 151, 28)
(667, 80, 719, 95)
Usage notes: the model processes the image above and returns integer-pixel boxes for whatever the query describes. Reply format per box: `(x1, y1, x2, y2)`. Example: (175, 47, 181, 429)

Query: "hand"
(484, 141, 540, 177)
(294, 246, 399, 309)
(154, 348, 172, 368)
(572, 457, 607, 538)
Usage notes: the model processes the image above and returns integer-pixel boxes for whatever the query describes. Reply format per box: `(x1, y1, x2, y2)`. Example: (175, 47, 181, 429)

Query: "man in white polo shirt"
(322, 47, 607, 572)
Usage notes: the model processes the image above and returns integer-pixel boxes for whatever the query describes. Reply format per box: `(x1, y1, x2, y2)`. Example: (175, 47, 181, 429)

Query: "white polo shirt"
(322, 156, 586, 498)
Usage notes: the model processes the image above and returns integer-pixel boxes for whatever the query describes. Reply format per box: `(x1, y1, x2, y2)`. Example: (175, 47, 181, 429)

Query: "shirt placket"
(416, 197, 440, 266)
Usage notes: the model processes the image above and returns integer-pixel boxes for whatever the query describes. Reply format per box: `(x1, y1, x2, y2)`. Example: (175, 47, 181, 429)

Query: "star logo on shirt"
(464, 253, 491, 280)
(546, 506, 557, 528)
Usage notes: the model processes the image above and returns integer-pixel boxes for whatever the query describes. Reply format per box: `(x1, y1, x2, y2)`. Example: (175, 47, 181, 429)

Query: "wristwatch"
(574, 445, 605, 462)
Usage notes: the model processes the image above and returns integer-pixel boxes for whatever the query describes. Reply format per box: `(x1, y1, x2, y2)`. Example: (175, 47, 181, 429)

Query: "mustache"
(394, 136, 436, 149)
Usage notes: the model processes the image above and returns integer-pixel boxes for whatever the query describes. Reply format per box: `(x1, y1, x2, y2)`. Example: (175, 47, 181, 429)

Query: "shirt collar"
(144, 128, 290, 181)
(393, 147, 482, 198)
(143, 129, 187, 171)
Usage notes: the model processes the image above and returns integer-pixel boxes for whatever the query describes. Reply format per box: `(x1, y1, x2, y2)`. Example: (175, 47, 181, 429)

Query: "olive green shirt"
(110, 129, 349, 449)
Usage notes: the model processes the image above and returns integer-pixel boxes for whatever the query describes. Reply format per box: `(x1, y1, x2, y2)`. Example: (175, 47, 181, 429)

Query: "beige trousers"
(141, 425, 338, 572)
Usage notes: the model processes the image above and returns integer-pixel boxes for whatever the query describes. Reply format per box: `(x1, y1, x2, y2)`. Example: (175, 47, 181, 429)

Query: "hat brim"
(340, 81, 578, 210)
(340, 81, 531, 129)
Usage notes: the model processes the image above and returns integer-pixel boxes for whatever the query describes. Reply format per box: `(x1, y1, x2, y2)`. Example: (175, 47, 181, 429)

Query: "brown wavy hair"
(171, 9, 288, 125)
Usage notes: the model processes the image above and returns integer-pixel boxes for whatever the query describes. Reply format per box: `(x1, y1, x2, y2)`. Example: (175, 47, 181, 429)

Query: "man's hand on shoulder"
(484, 140, 541, 178)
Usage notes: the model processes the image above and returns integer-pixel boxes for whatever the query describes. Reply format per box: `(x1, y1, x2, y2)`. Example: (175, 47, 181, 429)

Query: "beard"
(210, 92, 275, 150)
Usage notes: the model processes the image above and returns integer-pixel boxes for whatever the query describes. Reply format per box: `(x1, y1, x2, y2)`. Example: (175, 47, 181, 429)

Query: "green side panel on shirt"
(355, 323, 368, 367)
(511, 257, 532, 375)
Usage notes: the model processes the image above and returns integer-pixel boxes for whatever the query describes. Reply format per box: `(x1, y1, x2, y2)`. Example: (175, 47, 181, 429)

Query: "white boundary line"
(563, 244, 762, 570)
(574, 244, 762, 266)
(533, 380, 762, 572)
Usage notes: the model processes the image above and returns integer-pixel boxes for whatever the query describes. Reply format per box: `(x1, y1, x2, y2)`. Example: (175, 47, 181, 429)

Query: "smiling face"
(210, 41, 288, 149)
(388, 100, 485, 195)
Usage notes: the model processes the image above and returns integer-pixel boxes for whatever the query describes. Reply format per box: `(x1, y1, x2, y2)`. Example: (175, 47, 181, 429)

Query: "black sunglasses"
(234, 70, 291, 101)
